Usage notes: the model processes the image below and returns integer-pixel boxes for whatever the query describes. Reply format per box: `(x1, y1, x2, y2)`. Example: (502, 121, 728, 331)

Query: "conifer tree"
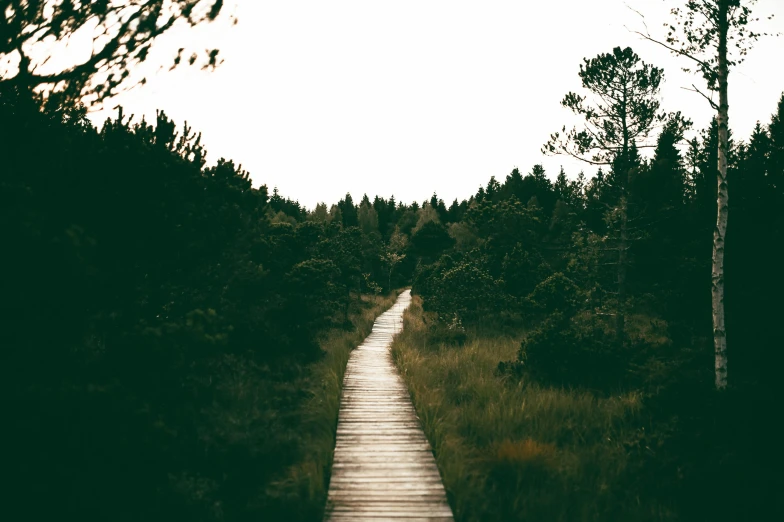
(543, 46, 667, 344)
(358, 200, 379, 235)
(338, 193, 358, 228)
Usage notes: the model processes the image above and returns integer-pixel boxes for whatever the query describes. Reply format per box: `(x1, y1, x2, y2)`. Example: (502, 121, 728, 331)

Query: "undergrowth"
(391, 296, 674, 522)
(260, 291, 400, 520)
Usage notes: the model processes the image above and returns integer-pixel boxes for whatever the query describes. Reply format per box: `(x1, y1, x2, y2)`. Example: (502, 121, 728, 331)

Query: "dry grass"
(262, 291, 401, 520)
(391, 296, 674, 522)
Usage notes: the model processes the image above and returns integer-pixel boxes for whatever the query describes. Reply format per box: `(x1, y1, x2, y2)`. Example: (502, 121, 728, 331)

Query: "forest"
(2, 1, 782, 521)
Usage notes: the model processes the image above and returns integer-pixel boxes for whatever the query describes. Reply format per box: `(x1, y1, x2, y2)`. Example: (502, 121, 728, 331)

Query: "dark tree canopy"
(2, 1, 784, 517)
(543, 46, 666, 166)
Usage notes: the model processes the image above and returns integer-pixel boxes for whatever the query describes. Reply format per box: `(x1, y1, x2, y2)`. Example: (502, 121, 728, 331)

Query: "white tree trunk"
(713, 0, 729, 390)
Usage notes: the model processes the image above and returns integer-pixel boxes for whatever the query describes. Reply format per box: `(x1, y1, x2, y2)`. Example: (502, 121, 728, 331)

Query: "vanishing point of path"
(324, 290, 454, 521)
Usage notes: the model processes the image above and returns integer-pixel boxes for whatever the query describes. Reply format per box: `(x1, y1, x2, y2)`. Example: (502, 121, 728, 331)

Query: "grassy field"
(260, 290, 400, 520)
(391, 296, 674, 522)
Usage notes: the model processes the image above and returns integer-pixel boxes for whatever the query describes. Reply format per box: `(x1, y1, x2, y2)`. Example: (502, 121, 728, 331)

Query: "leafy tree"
(319, 226, 362, 320)
(409, 221, 455, 262)
(1, 90, 423, 521)
(1, 0, 229, 105)
(381, 250, 406, 291)
(411, 204, 440, 235)
(308, 202, 330, 223)
(358, 200, 379, 235)
(284, 258, 342, 332)
(447, 222, 480, 253)
(329, 204, 343, 227)
(419, 260, 506, 324)
(396, 208, 418, 235)
(634, 0, 777, 389)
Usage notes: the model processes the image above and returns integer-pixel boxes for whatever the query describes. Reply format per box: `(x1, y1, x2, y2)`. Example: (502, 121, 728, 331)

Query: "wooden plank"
(324, 290, 453, 521)
(329, 516, 453, 522)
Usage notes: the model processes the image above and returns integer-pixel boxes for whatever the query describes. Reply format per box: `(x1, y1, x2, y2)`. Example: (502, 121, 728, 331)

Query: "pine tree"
(554, 167, 570, 204)
(358, 200, 379, 235)
(339, 193, 359, 228)
(768, 94, 784, 198)
(630, 117, 692, 319)
(486, 177, 501, 201)
(543, 46, 668, 344)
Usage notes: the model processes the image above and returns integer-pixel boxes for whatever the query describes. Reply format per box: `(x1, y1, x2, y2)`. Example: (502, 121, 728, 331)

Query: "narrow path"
(324, 290, 454, 521)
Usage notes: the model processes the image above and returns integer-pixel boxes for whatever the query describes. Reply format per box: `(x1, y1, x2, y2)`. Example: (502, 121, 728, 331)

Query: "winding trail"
(324, 290, 454, 521)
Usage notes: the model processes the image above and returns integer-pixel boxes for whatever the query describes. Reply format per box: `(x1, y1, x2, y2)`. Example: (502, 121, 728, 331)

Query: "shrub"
(526, 272, 583, 316)
(425, 313, 468, 347)
(518, 312, 625, 391)
(421, 260, 507, 324)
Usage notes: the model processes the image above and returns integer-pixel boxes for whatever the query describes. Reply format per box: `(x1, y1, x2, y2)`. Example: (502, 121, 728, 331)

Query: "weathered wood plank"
(324, 290, 454, 521)
(329, 516, 454, 522)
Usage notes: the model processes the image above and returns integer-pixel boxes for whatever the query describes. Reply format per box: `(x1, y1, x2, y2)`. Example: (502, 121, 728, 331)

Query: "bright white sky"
(86, 0, 784, 210)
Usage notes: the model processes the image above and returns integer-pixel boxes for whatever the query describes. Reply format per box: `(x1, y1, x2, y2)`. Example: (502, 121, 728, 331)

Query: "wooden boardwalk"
(324, 289, 454, 521)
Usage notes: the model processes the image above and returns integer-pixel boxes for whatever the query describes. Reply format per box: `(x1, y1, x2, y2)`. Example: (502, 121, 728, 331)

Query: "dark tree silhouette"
(0, 0, 229, 105)
(543, 46, 671, 345)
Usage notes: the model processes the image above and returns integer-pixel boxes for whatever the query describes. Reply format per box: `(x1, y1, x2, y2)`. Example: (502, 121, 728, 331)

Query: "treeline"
(410, 93, 784, 520)
(414, 95, 784, 391)
(2, 70, 782, 522)
(0, 86, 447, 521)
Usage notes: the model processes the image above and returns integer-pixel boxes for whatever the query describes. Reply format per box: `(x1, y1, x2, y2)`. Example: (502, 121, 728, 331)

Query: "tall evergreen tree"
(544, 46, 667, 344)
(338, 193, 359, 228)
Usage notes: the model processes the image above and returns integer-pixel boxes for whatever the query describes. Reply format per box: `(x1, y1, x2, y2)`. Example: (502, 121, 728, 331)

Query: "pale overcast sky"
(87, 0, 784, 210)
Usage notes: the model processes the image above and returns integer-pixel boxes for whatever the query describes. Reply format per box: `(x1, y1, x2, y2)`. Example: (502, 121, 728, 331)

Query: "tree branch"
(682, 83, 719, 110)
(624, 15, 713, 73)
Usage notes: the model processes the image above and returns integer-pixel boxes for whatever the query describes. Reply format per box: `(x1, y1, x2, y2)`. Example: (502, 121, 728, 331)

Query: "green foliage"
(285, 258, 343, 329)
(516, 312, 624, 391)
(664, 0, 769, 90)
(409, 220, 455, 261)
(392, 299, 665, 522)
(543, 46, 665, 166)
(1, 1, 228, 105)
(416, 257, 507, 324)
(401, 82, 782, 521)
(3, 16, 783, 520)
(526, 272, 583, 316)
(501, 244, 550, 300)
(0, 89, 400, 522)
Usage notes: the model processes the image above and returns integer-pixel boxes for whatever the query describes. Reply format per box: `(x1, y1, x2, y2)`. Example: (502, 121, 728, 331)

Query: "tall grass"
(392, 297, 675, 522)
(261, 291, 400, 520)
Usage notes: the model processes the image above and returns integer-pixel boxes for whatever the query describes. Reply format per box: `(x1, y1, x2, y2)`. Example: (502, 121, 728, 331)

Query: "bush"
(517, 312, 625, 391)
(419, 260, 508, 324)
(425, 313, 468, 347)
(526, 272, 583, 315)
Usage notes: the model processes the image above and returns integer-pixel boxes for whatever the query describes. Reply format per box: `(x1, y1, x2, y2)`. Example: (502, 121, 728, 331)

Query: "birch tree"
(632, 0, 777, 389)
(543, 46, 668, 346)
